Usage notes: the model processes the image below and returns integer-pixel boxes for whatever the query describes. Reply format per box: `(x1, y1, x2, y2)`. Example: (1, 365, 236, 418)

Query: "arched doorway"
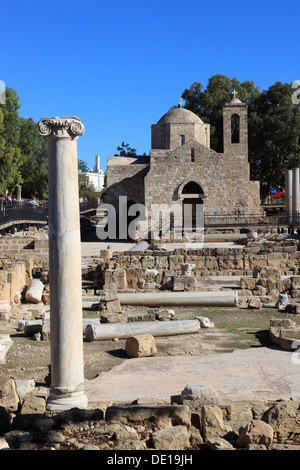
(181, 181, 204, 232)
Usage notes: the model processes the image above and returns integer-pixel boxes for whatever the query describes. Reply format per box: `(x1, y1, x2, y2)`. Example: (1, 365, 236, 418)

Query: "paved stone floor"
(84, 346, 300, 404)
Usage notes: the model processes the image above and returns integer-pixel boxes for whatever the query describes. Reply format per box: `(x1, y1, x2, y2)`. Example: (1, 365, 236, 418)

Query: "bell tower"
(223, 90, 248, 158)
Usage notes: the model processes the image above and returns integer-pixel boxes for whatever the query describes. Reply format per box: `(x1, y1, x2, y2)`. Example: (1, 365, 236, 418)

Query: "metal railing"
(0, 200, 47, 229)
(79, 200, 100, 213)
(204, 213, 292, 228)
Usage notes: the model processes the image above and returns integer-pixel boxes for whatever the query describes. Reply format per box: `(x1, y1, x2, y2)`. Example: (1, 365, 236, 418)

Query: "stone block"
(279, 336, 300, 351)
(195, 317, 215, 328)
(0, 375, 19, 412)
(285, 303, 300, 314)
(125, 334, 157, 358)
(100, 312, 127, 323)
(291, 276, 300, 289)
(105, 405, 191, 429)
(200, 405, 232, 441)
(236, 419, 273, 449)
(108, 269, 127, 290)
(279, 327, 300, 340)
(0, 271, 9, 301)
(25, 279, 44, 304)
(240, 277, 256, 290)
(248, 298, 262, 309)
(270, 318, 296, 328)
(126, 268, 148, 289)
(20, 395, 46, 414)
(253, 266, 281, 280)
(100, 245, 113, 259)
(151, 426, 190, 450)
(173, 275, 196, 292)
(267, 252, 288, 268)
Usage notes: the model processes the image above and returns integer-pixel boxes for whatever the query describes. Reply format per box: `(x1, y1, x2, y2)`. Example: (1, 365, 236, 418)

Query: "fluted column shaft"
(39, 117, 87, 411)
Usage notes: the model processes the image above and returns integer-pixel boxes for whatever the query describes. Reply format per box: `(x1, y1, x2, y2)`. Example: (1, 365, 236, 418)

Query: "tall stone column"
(285, 169, 293, 222)
(292, 168, 300, 219)
(39, 117, 87, 410)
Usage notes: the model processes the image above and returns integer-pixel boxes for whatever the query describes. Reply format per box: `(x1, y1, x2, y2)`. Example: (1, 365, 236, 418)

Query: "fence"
(204, 212, 292, 228)
(0, 200, 47, 230)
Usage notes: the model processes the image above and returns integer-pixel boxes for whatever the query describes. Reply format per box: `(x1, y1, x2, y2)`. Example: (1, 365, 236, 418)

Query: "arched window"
(231, 114, 240, 143)
(182, 181, 203, 195)
(191, 148, 195, 162)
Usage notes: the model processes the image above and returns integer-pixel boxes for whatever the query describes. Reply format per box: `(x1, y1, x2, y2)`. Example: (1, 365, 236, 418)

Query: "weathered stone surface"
(262, 401, 300, 440)
(201, 405, 232, 441)
(0, 375, 19, 412)
(253, 266, 281, 280)
(285, 303, 300, 314)
(195, 316, 214, 328)
(240, 277, 257, 290)
(114, 439, 147, 450)
(100, 312, 127, 323)
(125, 334, 157, 358)
(206, 437, 234, 450)
(248, 298, 262, 309)
(236, 419, 273, 449)
(20, 395, 46, 414)
(270, 318, 296, 328)
(151, 425, 190, 450)
(0, 334, 13, 364)
(147, 308, 175, 321)
(180, 384, 220, 405)
(105, 405, 191, 429)
(25, 279, 44, 304)
(275, 293, 290, 310)
(15, 379, 36, 399)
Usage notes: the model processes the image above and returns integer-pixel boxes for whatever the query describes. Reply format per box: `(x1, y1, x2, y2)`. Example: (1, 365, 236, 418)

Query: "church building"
(106, 93, 261, 240)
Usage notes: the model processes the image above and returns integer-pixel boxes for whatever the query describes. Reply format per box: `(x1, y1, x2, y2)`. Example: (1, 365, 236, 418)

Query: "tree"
(248, 82, 300, 196)
(18, 117, 49, 200)
(181, 74, 300, 197)
(78, 159, 89, 172)
(0, 88, 23, 195)
(114, 142, 137, 157)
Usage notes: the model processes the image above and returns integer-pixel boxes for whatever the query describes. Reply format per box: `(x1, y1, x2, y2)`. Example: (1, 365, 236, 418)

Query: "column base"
(47, 393, 88, 411)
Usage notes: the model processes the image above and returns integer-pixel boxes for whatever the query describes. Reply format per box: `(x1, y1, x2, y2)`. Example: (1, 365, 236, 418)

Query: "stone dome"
(157, 107, 203, 125)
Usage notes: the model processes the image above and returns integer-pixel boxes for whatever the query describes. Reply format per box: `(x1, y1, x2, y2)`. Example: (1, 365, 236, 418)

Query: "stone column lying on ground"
(25, 279, 44, 304)
(85, 319, 201, 342)
(118, 291, 238, 307)
(39, 116, 87, 411)
(128, 241, 149, 251)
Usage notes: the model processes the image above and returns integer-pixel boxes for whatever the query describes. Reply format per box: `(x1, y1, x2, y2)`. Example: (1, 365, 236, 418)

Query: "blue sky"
(1, 0, 299, 172)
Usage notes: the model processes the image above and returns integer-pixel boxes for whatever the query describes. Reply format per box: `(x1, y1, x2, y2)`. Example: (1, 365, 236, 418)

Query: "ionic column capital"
(38, 116, 85, 140)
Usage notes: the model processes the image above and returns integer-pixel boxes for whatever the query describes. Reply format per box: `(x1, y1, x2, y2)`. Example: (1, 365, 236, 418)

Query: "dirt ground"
(2, 304, 299, 387)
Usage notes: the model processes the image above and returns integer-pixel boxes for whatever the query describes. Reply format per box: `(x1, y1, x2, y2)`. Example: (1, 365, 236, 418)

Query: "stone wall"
(0, 260, 33, 306)
(93, 239, 300, 298)
(0, 236, 49, 268)
(0, 235, 49, 309)
(106, 157, 149, 208)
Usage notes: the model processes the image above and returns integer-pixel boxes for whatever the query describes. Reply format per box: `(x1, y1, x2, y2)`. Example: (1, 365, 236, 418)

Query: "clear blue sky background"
(1, 0, 299, 172)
